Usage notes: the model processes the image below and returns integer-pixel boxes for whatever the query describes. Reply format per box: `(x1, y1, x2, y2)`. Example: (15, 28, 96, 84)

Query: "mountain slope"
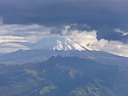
(0, 48, 128, 66)
(0, 35, 128, 66)
(29, 35, 86, 51)
(0, 56, 128, 96)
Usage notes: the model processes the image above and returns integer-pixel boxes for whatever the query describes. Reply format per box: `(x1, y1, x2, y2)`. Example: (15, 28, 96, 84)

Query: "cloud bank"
(0, 0, 128, 26)
(61, 25, 128, 57)
(0, 24, 128, 57)
(0, 24, 52, 53)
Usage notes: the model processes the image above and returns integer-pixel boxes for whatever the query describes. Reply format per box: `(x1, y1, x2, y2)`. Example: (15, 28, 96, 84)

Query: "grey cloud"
(0, 0, 127, 25)
(0, 0, 128, 42)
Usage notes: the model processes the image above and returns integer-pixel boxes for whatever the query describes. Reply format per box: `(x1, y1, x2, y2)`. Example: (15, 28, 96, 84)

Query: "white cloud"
(61, 25, 98, 49)
(0, 43, 29, 53)
(91, 39, 128, 57)
(0, 24, 52, 53)
(61, 25, 128, 57)
(0, 24, 52, 43)
(114, 28, 128, 36)
(0, 35, 27, 43)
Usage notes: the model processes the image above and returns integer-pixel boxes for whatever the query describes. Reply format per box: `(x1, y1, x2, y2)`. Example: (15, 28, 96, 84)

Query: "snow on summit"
(30, 35, 86, 51)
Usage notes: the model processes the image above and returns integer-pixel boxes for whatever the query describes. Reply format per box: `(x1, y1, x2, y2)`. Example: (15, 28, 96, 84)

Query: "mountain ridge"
(0, 56, 128, 96)
(0, 35, 128, 66)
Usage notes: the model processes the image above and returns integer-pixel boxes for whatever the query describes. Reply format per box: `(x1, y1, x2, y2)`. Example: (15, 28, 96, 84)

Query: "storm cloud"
(0, 0, 127, 25)
(0, 0, 128, 42)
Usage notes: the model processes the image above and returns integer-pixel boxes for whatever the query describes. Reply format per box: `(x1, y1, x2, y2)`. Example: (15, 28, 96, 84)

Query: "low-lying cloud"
(0, 24, 128, 57)
(0, 43, 29, 53)
(62, 25, 128, 57)
(0, 24, 52, 53)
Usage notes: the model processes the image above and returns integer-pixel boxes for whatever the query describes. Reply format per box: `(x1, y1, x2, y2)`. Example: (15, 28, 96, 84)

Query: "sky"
(0, 0, 128, 57)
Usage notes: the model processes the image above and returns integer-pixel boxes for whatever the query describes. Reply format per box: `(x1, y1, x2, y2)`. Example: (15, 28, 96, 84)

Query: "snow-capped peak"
(31, 35, 87, 51)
